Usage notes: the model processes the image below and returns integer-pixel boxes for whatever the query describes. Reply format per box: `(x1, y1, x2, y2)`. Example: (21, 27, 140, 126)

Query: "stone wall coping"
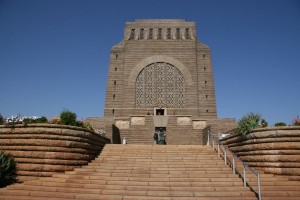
(220, 126, 300, 141)
(0, 123, 110, 142)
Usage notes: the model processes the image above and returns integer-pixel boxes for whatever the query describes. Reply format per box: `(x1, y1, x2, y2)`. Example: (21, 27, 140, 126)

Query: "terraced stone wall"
(0, 124, 110, 181)
(220, 127, 300, 175)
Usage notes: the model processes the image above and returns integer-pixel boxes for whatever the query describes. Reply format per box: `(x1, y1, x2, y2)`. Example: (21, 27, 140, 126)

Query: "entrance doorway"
(155, 127, 166, 145)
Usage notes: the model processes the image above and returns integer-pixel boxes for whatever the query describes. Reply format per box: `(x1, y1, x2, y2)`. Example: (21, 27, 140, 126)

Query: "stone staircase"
(0, 144, 299, 200)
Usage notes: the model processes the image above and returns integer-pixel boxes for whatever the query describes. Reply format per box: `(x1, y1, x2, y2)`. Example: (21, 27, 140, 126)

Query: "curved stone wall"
(220, 127, 300, 175)
(0, 124, 110, 181)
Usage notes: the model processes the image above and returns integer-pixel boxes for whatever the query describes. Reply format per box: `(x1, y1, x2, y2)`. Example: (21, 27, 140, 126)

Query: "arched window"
(136, 62, 185, 108)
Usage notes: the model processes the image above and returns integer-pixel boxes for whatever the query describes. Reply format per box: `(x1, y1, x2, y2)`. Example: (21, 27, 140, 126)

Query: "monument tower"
(103, 19, 235, 144)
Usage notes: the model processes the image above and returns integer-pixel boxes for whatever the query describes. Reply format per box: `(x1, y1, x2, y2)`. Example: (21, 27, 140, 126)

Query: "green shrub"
(0, 150, 17, 188)
(60, 110, 77, 126)
(275, 122, 286, 127)
(261, 119, 268, 127)
(237, 113, 261, 136)
(35, 116, 48, 123)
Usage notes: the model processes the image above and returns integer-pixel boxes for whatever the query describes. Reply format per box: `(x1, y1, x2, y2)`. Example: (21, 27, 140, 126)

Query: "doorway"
(155, 127, 166, 145)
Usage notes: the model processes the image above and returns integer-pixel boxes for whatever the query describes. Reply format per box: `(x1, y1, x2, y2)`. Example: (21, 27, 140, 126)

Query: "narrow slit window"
(185, 28, 190, 39)
(129, 29, 135, 40)
(167, 28, 171, 39)
(148, 28, 153, 39)
(139, 29, 144, 40)
(176, 28, 180, 39)
(157, 28, 162, 39)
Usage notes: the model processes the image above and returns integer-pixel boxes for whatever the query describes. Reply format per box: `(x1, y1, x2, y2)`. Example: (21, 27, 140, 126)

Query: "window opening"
(139, 29, 144, 40)
(176, 28, 180, 39)
(148, 28, 153, 39)
(167, 28, 171, 39)
(157, 28, 162, 39)
(129, 29, 135, 40)
(185, 28, 190, 39)
(156, 108, 165, 115)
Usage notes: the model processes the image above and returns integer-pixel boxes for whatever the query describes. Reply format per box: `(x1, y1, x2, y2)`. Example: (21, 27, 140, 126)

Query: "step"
(0, 144, 284, 200)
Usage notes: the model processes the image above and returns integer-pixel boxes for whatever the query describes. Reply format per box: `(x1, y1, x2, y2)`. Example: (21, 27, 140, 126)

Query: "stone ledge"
(220, 127, 300, 176)
(0, 124, 111, 180)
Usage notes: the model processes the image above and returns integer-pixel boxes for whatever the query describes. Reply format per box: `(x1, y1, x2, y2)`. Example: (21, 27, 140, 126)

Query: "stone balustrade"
(220, 126, 300, 175)
(0, 124, 110, 181)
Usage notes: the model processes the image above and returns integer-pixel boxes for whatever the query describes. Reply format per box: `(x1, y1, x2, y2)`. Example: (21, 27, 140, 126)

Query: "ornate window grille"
(136, 62, 185, 108)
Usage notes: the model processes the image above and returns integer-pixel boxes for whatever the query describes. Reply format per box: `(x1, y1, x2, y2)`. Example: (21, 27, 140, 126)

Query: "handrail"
(207, 131, 262, 200)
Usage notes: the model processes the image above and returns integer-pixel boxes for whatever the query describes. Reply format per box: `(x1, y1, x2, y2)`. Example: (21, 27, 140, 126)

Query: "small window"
(206, 110, 209, 113)
(129, 29, 135, 40)
(157, 28, 162, 39)
(112, 109, 115, 114)
(205, 81, 207, 85)
(115, 67, 117, 71)
(176, 28, 180, 39)
(167, 28, 171, 39)
(113, 95, 115, 99)
(114, 81, 116, 85)
(139, 29, 144, 40)
(204, 67, 206, 71)
(116, 54, 118, 59)
(185, 28, 190, 39)
(206, 95, 208, 99)
(148, 29, 153, 39)
(203, 54, 205, 59)
(156, 108, 165, 115)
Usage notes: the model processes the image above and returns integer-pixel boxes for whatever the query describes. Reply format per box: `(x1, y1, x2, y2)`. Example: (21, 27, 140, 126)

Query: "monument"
(96, 19, 236, 144)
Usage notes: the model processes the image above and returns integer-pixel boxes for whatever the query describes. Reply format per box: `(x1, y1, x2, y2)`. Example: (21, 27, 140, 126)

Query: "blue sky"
(0, 0, 299, 125)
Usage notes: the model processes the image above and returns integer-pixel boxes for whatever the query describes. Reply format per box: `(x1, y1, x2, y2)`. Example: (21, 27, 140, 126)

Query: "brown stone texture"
(0, 124, 110, 181)
(102, 19, 236, 144)
(220, 126, 300, 175)
(2, 144, 300, 200)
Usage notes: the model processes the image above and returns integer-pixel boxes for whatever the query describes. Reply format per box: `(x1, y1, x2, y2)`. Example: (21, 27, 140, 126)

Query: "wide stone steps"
(1, 144, 297, 199)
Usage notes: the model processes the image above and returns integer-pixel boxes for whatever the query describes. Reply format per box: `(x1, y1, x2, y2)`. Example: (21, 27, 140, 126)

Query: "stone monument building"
(103, 19, 236, 144)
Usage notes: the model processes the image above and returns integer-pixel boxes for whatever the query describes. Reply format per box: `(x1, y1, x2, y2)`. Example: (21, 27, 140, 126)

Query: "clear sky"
(0, 0, 299, 125)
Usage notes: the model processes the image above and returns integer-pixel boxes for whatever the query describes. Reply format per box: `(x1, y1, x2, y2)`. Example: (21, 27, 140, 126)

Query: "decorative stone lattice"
(131, 117, 145, 125)
(136, 62, 185, 108)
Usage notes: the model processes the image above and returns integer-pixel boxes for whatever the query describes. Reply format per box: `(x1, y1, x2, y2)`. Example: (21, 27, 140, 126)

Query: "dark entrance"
(155, 127, 166, 145)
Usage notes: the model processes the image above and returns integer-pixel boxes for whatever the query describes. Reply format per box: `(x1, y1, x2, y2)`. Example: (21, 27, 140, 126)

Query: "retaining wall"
(220, 126, 300, 175)
(0, 124, 110, 181)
